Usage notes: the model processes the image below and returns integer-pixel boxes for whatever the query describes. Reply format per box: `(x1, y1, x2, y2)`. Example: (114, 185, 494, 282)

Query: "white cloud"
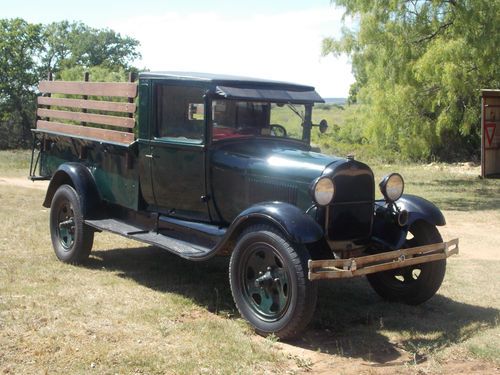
(109, 7, 353, 97)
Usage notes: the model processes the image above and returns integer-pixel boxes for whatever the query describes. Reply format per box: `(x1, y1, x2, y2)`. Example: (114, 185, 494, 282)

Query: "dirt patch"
(440, 210, 500, 260)
(273, 338, 499, 374)
(273, 337, 412, 374)
(0, 177, 48, 191)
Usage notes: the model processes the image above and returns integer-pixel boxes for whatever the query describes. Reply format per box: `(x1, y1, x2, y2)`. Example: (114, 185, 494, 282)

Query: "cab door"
(150, 82, 209, 221)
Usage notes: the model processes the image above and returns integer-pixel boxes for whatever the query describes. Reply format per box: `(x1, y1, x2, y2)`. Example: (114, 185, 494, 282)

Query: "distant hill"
(323, 97, 347, 105)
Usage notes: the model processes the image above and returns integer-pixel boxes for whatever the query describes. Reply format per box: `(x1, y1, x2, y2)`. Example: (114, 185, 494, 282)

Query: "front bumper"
(308, 238, 459, 280)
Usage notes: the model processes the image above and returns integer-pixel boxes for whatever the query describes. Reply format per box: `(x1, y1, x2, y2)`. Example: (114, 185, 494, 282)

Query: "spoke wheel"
(50, 184, 94, 264)
(367, 221, 446, 305)
(229, 225, 317, 339)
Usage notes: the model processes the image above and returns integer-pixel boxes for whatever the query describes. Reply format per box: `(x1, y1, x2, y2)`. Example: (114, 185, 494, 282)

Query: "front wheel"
(50, 184, 94, 264)
(366, 221, 446, 305)
(229, 225, 317, 339)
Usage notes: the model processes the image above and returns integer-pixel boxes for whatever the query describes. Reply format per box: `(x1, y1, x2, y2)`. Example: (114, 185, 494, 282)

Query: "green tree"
(40, 21, 141, 76)
(0, 18, 42, 148)
(324, 1, 500, 160)
(0, 18, 141, 149)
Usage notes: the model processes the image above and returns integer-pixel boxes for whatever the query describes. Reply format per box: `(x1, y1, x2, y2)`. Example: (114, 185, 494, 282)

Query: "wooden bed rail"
(35, 75, 138, 146)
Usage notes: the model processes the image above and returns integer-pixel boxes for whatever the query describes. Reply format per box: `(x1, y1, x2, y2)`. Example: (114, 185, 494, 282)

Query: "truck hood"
(211, 140, 342, 183)
(210, 139, 345, 219)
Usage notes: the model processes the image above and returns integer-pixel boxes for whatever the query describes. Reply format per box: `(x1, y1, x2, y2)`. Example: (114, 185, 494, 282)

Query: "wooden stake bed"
(308, 238, 459, 280)
(35, 79, 138, 146)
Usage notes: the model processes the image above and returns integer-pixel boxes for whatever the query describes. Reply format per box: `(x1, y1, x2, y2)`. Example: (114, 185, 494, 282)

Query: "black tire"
(366, 220, 446, 305)
(229, 224, 317, 339)
(50, 184, 94, 264)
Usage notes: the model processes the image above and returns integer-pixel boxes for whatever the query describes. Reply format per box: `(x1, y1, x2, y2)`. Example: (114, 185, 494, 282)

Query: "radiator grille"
(248, 177, 298, 205)
(327, 163, 375, 241)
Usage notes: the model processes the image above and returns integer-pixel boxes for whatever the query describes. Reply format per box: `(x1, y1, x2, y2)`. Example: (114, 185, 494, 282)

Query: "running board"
(85, 218, 212, 260)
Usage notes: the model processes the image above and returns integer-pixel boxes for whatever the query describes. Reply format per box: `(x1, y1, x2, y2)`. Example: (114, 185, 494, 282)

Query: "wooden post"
(44, 72, 53, 120)
(82, 72, 90, 126)
(126, 72, 136, 169)
(127, 72, 136, 134)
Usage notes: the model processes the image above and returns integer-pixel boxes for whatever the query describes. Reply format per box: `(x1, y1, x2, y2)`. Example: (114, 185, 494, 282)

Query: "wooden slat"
(37, 120, 134, 145)
(37, 108, 135, 129)
(39, 80, 137, 98)
(38, 96, 136, 113)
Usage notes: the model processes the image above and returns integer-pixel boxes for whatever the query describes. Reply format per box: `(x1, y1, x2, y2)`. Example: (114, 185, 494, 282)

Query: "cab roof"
(139, 71, 324, 103)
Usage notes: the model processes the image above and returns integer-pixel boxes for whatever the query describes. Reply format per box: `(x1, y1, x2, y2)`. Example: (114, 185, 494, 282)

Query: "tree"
(324, 1, 500, 160)
(0, 18, 42, 148)
(0, 18, 141, 149)
(40, 21, 141, 76)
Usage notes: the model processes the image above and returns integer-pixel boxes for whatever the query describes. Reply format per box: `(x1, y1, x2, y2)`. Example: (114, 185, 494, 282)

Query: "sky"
(3, 0, 354, 97)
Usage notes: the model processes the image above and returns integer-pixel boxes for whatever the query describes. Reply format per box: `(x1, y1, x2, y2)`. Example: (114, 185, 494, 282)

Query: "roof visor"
(215, 85, 324, 104)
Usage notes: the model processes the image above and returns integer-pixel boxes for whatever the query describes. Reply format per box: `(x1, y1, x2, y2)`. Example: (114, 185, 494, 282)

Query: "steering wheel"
(269, 124, 287, 138)
(235, 126, 259, 135)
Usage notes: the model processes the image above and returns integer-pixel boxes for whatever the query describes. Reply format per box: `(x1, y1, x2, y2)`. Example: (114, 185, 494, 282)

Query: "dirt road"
(0, 177, 48, 191)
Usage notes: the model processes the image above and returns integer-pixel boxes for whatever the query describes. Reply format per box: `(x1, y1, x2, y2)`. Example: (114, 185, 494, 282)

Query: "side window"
(156, 85, 205, 144)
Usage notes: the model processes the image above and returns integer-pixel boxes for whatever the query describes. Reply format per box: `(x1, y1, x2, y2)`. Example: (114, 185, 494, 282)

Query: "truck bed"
(35, 79, 137, 146)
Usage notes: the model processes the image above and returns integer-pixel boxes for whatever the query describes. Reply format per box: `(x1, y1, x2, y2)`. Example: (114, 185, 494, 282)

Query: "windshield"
(211, 100, 307, 142)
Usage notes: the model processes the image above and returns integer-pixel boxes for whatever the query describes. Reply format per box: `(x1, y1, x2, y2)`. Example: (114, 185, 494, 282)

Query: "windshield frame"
(206, 97, 314, 146)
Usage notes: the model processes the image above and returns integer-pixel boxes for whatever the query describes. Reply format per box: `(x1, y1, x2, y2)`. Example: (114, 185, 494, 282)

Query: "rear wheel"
(50, 184, 94, 264)
(367, 221, 446, 305)
(229, 225, 317, 339)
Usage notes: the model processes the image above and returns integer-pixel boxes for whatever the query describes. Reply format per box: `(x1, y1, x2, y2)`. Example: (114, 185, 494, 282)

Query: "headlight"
(379, 173, 404, 202)
(311, 176, 335, 206)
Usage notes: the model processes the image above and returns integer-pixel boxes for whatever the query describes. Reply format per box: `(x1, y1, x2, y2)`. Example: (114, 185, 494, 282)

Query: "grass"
(371, 162, 500, 211)
(0, 184, 283, 374)
(0, 149, 33, 177)
(1, 148, 499, 373)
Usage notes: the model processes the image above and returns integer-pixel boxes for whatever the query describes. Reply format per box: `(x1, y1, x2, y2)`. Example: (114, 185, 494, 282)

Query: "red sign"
(485, 123, 496, 147)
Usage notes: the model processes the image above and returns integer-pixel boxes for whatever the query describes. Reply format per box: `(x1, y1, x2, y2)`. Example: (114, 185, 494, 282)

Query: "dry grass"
(0, 184, 285, 374)
(0, 149, 499, 374)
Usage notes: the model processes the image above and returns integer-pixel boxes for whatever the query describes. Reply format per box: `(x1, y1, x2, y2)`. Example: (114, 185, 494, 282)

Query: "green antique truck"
(30, 72, 458, 339)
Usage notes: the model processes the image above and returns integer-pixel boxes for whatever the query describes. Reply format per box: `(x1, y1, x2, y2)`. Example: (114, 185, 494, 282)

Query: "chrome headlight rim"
(380, 173, 404, 202)
(310, 176, 335, 206)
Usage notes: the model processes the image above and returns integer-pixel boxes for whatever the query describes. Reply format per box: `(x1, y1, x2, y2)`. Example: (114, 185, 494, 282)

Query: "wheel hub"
(254, 266, 281, 290)
(57, 203, 75, 249)
(243, 247, 290, 320)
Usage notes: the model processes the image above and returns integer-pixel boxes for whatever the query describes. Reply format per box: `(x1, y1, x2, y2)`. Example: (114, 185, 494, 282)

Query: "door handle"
(145, 154, 155, 158)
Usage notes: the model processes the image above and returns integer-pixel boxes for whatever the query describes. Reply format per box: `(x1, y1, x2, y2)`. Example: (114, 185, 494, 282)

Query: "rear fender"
(43, 163, 100, 217)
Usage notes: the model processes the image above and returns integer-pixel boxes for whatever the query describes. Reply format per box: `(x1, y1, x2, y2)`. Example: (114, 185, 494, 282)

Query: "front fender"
(228, 201, 324, 244)
(43, 163, 100, 217)
(396, 194, 446, 227)
(373, 194, 446, 250)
